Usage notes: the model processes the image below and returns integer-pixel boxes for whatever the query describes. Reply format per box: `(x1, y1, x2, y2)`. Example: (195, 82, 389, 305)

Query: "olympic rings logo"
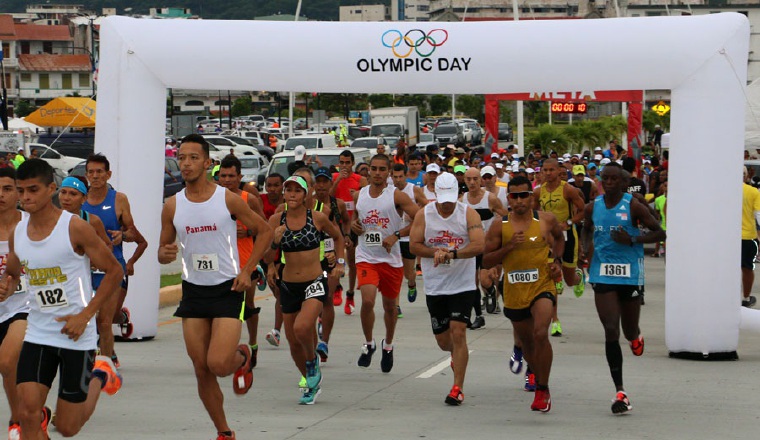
(381, 29, 449, 58)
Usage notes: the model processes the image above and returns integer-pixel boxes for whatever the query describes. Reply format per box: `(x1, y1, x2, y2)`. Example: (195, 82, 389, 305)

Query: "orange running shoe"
(215, 431, 236, 439)
(232, 344, 253, 395)
(629, 335, 644, 356)
(93, 355, 123, 395)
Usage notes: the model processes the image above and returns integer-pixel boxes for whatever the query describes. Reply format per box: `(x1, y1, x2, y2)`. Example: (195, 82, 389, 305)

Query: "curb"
(159, 284, 182, 308)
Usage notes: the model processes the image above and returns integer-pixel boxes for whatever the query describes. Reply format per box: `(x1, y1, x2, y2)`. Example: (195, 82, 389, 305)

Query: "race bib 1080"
(600, 263, 630, 278)
(508, 269, 539, 284)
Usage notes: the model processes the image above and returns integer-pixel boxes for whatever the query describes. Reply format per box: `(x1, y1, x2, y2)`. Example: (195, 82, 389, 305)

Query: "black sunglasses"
(508, 191, 532, 199)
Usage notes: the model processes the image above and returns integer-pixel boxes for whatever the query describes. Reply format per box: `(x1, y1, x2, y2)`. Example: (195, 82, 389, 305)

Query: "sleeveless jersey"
(355, 185, 403, 267)
(175, 185, 240, 285)
(589, 193, 644, 286)
(421, 202, 476, 295)
(463, 190, 495, 231)
(0, 211, 30, 323)
(260, 193, 278, 220)
(333, 172, 362, 215)
(489, 186, 508, 207)
(83, 189, 125, 264)
(573, 181, 593, 204)
(423, 186, 437, 203)
(539, 181, 572, 224)
(236, 191, 254, 270)
(397, 183, 416, 243)
(500, 212, 556, 310)
(16, 211, 97, 350)
(406, 171, 425, 188)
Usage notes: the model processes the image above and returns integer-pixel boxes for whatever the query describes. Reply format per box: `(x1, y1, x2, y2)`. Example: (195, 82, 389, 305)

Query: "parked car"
(201, 135, 258, 156)
(70, 157, 185, 200)
(237, 132, 275, 159)
(350, 137, 388, 150)
(267, 147, 371, 180)
(465, 122, 483, 145)
(283, 134, 338, 152)
(239, 155, 269, 189)
(498, 123, 513, 141)
(433, 123, 465, 148)
(28, 143, 82, 174)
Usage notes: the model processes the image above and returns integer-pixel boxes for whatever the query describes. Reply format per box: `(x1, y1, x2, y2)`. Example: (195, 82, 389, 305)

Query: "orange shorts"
(356, 262, 403, 299)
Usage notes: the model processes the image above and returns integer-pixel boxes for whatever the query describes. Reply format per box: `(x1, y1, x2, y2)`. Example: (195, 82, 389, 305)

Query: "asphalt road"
(4, 255, 760, 440)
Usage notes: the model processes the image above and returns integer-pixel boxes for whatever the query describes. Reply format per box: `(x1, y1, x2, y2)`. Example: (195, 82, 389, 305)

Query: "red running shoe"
(333, 285, 343, 306)
(531, 389, 552, 412)
(445, 385, 464, 406)
(232, 344, 253, 395)
(344, 293, 355, 315)
(630, 335, 644, 356)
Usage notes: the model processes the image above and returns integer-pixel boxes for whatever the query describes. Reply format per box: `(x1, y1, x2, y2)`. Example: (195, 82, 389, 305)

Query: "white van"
(283, 134, 338, 153)
(267, 147, 371, 180)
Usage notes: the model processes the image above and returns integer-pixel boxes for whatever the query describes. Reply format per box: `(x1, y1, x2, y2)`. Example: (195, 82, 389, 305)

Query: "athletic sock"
(382, 340, 393, 350)
(605, 341, 624, 388)
(366, 340, 375, 348)
(536, 384, 549, 391)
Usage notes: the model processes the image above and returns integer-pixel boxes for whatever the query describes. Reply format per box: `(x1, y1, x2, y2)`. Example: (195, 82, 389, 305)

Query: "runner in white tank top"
(409, 172, 485, 406)
(0, 159, 124, 438)
(350, 154, 419, 374)
(158, 136, 273, 439)
(391, 163, 428, 307)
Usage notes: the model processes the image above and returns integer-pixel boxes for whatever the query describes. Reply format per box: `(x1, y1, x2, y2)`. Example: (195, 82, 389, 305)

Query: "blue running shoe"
(305, 357, 322, 390)
(509, 346, 524, 375)
(316, 341, 329, 363)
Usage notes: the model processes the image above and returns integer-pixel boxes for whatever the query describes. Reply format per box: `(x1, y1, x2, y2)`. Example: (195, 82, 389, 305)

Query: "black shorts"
(0, 312, 27, 343)
(175, 279, 246, 320)
(279, 275, 329, 314)
(16, 342, 95, 403)
(426, 290, 474, 335)
(399, 241, 416, 260)
(742, 239, 759, 270)
(503, 292, 556, 322)
(592, 283, 644, 302)
(321, 258, 335, 273)
(561, 227, 579, 267)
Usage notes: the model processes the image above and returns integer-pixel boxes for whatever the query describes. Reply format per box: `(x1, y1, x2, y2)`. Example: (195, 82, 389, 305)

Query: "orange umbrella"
(25, 97, 96, 128)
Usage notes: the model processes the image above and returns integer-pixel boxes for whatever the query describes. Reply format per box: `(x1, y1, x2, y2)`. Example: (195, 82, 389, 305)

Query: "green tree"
(14, 100, 36, 118)
(642, 109, 670, 133)
(527, 124, 569, 153)
(456, 95, 484, 120)
(231, 96, 252, 117)
(429, 94, 451, 116)
(368, 94, 394, 109)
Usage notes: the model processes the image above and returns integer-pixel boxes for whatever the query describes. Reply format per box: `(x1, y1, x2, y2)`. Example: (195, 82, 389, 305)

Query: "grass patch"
(160, 273, 182, 288)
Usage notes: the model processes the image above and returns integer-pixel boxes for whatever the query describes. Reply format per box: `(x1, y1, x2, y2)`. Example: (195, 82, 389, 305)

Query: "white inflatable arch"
(97, 14, 749, 357)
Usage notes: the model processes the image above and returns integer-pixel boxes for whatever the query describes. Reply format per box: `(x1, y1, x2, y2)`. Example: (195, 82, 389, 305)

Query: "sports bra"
(279, 209, 322, 253)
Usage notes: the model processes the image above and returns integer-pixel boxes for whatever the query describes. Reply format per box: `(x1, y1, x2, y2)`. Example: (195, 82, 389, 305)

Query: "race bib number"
(324, 237, 335, 252)
(364, 231, 382, 247)
(34, 284, 69, 311)
(15, 277, 28, 295)
(600, 263, 630, 278)
(345, 201, 355, 211)
(508, 269, 539, 284)
(193, 253, 219, 272)
(305, 278, 326, 299)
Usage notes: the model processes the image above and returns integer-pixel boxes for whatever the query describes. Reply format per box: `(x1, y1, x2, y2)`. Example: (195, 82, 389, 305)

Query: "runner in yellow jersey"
(533, 158, 586, 336)
(483, 175, 564, 412)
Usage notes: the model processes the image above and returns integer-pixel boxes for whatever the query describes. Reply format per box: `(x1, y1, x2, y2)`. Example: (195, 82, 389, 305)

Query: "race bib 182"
(34, 284, 69, 311)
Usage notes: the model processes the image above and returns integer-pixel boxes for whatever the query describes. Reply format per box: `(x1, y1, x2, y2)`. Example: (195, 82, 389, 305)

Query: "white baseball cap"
(426, 163, 441, 174)
(594, 154, 603, 161)
(495, 163, 504, 169)
(435, 172, 459, 203)
(600, 158, 611, 165)
(490, 152, 500, 159)
(480, 165, 496, 177)
(294, 145, 306, 161)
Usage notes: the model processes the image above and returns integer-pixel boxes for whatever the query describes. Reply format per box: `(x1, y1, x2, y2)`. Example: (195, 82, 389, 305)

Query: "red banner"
(486, 90, 643, 103)
(484, 97, 499, 161)
(627, 101, 643, 173)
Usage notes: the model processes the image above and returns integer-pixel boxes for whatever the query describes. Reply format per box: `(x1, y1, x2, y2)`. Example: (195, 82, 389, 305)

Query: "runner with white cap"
(423, 163, 441, 203)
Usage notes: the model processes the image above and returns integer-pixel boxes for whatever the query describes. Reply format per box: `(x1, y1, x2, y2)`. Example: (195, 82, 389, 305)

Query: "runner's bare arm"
(226, 191, 273, 288)
(116, 192, 148, 265)
(482, 216, 508, 269)
(532, 187, 542, 210)
(158, 197, 178, 264)
(408, 210, 430, 257)
(0, 231, 21, 302)
(456, 206, 485, 259)
(413, 186, 428, 207)
(581, 202, 595, 258)
(489, 192, 509, 217)
(565, 184, 586, 225)
(616, 198, 666, 245)
(541, 211, 565, 262)
(61, 218, 124, 341)
(394, 190, 420, 237)
(88, 214, 113, 251)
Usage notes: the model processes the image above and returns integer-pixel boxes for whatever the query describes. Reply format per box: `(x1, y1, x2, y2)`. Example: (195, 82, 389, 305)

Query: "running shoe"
(468, 315, 485, 330)
(305, 357, 322, 390)
(265, 329, 281, 347)
(316, 341, 329, 363)
(743, 295, 757, 308)
(216, 431, 236, 440)
(333, 284, 343, 306)
(357, 342, 376, 367)
(524, 369, 536, 392)
(408, 285, 417, 303)
(416, 264, 422, 277)
(344, 292, 355, 315)
(300, 385, 322, 405)
(250, 344, 258, 368)
(298, 376, 308, 392)
(119, 307, 133, 339)
(551, 321, 562, 337)
(555, 280, 564, 294)
(232, 344, 253, 395)
(611, 391, 633, 414)
(111, 353, 120, 369)
(93, 355, 123, 395)
(629, 336, 644, 356)
(9, 422, 20, 440)
(397, 305, 403, 319)
(531, 389, 552, 412)
(380, 340, 394, 373)
(573, 268, 586, 298)
(445, 385, 464, 406)
(317, 318, 323, 341)
(509, 346, 524, 375)
(485, 286, 497, 314)
(41, 405, 52, 436)
(255, 265, 267, 291)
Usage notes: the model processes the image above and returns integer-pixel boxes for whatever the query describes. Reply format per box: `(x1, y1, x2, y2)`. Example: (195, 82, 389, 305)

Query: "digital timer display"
(550, 102, 588, 114)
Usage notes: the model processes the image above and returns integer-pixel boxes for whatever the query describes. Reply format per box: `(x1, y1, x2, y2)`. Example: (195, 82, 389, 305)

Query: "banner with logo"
(484, 97, 499, 161)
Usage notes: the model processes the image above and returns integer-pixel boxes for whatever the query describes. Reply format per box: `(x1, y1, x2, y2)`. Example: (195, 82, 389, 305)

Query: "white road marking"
(417, 350, 474, 379)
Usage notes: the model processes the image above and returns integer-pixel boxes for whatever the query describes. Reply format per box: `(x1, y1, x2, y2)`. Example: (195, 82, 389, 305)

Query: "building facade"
(340, 4, 390, 21)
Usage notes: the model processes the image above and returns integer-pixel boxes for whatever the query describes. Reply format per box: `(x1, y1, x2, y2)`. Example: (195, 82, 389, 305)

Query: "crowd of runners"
(0, 134, 672, 439)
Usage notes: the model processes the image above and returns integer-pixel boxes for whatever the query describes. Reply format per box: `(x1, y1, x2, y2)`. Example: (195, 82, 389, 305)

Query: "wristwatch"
(394, 231, 401, 239)
(337, 258, 346, 265)
(566, 219, 573, 226)
(451, 249, 458, 260)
